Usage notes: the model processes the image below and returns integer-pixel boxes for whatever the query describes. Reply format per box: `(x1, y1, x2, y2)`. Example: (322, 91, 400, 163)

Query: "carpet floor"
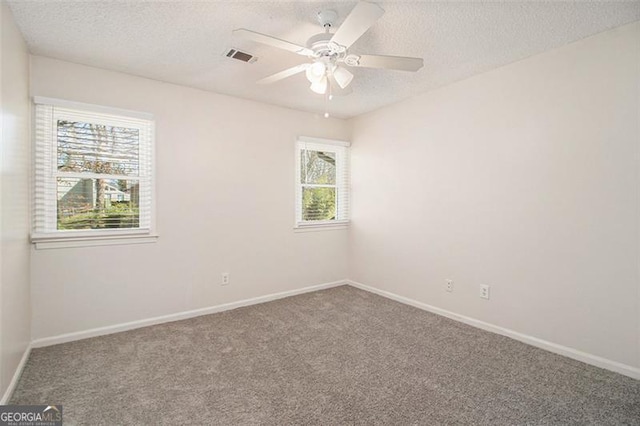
(10, 285, 640, 425)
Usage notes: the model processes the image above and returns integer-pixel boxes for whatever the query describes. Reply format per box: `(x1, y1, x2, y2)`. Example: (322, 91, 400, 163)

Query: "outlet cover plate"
(480, 284, 490, 299)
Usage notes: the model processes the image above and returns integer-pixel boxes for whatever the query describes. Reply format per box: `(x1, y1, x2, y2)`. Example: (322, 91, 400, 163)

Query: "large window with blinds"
(295, 137, 350, 228)
(32, 97, 154, 245)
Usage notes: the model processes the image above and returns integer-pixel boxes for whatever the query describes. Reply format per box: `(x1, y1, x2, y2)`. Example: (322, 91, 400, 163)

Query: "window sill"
(32, 232, 159, 249)
(294, 221, 349, 233)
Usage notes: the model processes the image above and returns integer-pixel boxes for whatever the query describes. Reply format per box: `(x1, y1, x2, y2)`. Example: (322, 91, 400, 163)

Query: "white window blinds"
(296, 137, 350, 227)
(33, 98, 154, 238)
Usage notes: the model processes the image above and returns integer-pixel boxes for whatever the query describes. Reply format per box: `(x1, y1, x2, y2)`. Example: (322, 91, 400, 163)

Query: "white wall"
(30, 56, 350, 340)
(0, 1, 31, 399)
(349, 22, 640, 370)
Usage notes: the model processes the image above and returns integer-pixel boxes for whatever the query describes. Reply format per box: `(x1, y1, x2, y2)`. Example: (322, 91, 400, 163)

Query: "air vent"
(223, 48, 258, 63)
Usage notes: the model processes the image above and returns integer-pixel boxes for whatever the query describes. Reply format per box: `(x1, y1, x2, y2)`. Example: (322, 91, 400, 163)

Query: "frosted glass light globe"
(333, 66, 354, 89)
(305, 61, 326, 83)
(310, 76, 328, 94)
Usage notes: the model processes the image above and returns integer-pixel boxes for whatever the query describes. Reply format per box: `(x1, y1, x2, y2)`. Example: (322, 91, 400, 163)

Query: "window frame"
(295, 136, 350, 230)
(31, 97, 157, 249)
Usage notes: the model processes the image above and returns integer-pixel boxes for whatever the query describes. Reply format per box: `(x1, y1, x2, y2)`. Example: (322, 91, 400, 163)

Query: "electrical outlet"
(480, 284, 490, 300)
(221, 273, 230, 286)
(446, 279, 454, 292)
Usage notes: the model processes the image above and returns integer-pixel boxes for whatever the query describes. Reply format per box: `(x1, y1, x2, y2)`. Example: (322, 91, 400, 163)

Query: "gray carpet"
(10, 285, 640, 425)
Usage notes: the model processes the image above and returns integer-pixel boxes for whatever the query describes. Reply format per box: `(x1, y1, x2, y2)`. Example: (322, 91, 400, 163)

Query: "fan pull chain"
(324, 73, 331, 118)
(324, 92, 329, 118)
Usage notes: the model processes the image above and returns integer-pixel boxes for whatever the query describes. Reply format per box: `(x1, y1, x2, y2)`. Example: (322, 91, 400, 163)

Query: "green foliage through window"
(302, 187, 336, 221)
(58, 203, 139, 230)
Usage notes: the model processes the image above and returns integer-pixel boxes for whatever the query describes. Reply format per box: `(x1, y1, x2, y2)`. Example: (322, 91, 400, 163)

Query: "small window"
(32, 97, 155, 247)
(296, 137, 350, 228)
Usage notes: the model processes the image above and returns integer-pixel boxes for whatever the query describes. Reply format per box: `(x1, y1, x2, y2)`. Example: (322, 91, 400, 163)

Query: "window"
(296, 137, 350, 228)
(32, 97, 155, 248)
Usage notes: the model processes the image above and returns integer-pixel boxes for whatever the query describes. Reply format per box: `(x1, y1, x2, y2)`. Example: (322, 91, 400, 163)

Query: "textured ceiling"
(7, 0, 640, 118)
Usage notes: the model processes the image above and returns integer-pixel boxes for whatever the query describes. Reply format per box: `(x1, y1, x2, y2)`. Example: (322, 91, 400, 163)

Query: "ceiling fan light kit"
(233, 1, 424, 115)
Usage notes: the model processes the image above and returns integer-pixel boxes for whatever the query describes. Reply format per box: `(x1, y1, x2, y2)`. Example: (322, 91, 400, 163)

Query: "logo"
(0, 405, 63, 426)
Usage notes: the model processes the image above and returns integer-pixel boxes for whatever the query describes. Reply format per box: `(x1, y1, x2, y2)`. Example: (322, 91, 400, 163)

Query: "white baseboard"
(1, 344, 32, 404)
(347, 280, 640, 380)
(32, 280, 347, 348)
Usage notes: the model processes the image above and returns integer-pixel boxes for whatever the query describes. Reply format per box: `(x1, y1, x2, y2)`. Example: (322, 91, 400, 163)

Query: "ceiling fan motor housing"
(306, 32, 346, 63)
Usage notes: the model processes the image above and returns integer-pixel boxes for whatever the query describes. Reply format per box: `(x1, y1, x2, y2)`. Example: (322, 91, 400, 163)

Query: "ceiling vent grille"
(224, 48, 257, 63)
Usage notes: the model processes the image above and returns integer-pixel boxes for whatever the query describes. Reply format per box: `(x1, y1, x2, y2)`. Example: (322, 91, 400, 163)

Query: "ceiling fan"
(233, 1, 424, 98)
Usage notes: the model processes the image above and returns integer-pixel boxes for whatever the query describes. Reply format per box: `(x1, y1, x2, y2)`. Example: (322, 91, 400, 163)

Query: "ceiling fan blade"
(233, 28, 313, 56)
(330, 2, 384, 49)
(353, 54, 424, 72)
(257, 64, 310, 85)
